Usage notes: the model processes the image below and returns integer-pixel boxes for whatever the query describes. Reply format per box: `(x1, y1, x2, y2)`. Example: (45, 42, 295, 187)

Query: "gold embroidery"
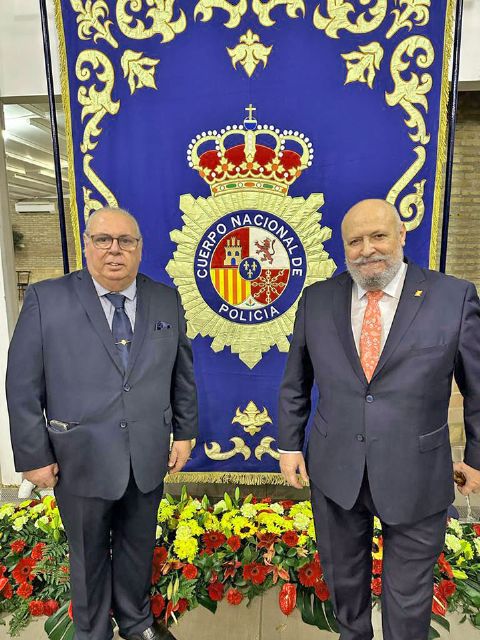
(116, 0, 186, 42)
(232, 401, 272, 436)
(252, 0, 305, 27)
(204, 437, 251, 460)
(194, 0, 248, 29)
(313, 0, 387, 39)
(386, 146, 426, 231)
(386, 0, 430, 40)
(83, 155, 119, 221)
(255, 436, 280, 461)
(76, 50, 120, 153)
(227, 30, 272, 78)
(121, 50, 160, 94)
(341, 42, 384, 89)
(70, 0, 118, 48)
(386, 36, 434, 145)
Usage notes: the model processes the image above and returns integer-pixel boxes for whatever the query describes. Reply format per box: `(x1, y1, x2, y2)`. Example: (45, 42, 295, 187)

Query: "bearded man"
(278, 199, 480, 640)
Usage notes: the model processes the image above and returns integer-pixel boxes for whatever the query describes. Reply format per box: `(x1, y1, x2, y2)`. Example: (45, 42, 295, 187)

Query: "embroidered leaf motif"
(341, 42, 384, 89)
(121, 50, 160, 95)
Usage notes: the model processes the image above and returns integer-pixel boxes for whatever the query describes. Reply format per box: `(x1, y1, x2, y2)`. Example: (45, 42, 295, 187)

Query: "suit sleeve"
(454, 282, 480, 470)
(6, 286, 56, 471)
(278, 288, 314, 451)
(170, 289, 198, 441)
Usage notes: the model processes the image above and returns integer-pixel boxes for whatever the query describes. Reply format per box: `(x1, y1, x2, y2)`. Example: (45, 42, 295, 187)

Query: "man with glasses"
(7, 207, 197, 640)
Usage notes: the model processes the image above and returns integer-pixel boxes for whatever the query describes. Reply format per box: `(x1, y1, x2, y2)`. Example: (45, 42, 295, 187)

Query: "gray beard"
(346, 252, 404, 291)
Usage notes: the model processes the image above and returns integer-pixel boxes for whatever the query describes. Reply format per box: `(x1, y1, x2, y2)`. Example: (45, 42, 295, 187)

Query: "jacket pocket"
(410, 344, 448, 356)
(313, 412, 327, 437)
(419, 422, 449, 452)
(47, 420, 80, 433)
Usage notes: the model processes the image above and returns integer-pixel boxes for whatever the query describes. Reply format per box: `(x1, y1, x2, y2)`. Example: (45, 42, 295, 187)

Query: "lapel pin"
(414, 290, 423, 297)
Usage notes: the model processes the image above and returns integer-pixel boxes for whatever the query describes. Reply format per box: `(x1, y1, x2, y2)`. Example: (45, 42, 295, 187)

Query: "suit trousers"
(55, 471, 164, 640)
(310, 469, 448, 640)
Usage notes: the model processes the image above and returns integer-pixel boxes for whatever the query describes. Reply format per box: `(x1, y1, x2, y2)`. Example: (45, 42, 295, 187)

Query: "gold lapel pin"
(414, 290, 423, 297)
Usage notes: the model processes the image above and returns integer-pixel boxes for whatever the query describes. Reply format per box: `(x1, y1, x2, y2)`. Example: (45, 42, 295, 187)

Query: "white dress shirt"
(91, 277, 137, 330)
(279, 261, 408, 454)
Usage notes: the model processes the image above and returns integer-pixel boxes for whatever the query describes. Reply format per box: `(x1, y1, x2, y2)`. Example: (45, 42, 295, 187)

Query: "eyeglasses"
(86, 234, 141, 251)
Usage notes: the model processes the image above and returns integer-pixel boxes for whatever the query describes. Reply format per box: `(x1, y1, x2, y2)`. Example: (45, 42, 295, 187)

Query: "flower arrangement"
(1, 489, 479, 639)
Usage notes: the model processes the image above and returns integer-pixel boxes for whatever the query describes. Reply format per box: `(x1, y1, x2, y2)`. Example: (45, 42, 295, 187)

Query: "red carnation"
(207, 582, 224, 601)
(182, 564, 198, 580)
(43, 600, 59, 616)
(257, 533, 278, 549)
(31, 543, 46, 561)
(17, 582, 33, 599)
(437, 553, 454, 579)
(151, 594, 166, 618)
(280, 500, 295, 511)
(282, 531, 299, 548)
(227, 535, 241, 552)
(314, 580, 330, 602)
(28, 600, 44, 616)
(202, 531, 226, 550)
(227, 588, 244, 606)
(439, 579, 456, 599)
(298, 561, 322, 587)
(60, 566, 70, 574)
(473, 524, 480, 536)
(371, 578, 382, 596)
(12, 557, 36, 584)
(2, 582, 13, 600)
(0, 565, 6, 577)
(10, 540, 26, 555)
(432, 584, 447, 616)
(372, 559, 383, 575)
(176, 598, 189, 614)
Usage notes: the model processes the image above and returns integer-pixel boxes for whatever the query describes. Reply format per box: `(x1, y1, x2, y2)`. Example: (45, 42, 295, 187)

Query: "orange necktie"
(359, 290, 384, 381)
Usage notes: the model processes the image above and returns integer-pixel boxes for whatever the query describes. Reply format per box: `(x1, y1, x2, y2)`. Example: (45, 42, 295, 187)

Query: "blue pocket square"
(155, 321, 171, 331)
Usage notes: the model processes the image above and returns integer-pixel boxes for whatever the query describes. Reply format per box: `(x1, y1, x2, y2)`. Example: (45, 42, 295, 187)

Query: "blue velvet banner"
(56, 0, 453, 482)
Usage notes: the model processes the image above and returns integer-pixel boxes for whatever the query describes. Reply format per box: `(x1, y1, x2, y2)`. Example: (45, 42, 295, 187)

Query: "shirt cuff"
(277, 449, 302, 454)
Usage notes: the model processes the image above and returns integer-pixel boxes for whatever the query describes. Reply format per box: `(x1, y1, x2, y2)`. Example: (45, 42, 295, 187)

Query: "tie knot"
(105, 292, 126, 310)
(366, 290, 383, 303)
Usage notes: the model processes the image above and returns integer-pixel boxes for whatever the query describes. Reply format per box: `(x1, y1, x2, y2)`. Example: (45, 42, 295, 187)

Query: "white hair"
(84, 207, 142, 237)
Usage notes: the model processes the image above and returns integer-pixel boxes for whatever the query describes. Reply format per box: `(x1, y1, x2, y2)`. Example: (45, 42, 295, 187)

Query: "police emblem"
(167, 106, 336, 368)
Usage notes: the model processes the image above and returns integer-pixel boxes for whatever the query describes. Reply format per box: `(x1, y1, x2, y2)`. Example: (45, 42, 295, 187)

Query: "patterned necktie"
(105, 293, 133, 371)
(359, 290, 384, 382)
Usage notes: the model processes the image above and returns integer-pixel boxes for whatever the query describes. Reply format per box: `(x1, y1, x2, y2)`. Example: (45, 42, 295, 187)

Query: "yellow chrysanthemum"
(257, 512, 287, 534)
(292, 513, 311, 531)
(173, 537, 198, 562)
(158, 503, 176, 523)
(203, 513, 221, 531)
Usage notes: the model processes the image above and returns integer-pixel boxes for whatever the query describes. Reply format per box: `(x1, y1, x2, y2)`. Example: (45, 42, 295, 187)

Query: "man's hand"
(453, 461, 480, 495)
(23, 464, 59, 488)
(280, 452, 309, 489)
(168, 440, 192, 474)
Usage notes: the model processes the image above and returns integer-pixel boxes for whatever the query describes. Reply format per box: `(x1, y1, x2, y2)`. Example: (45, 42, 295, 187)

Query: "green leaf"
(431, 613, 450, 632)
(428, 626, 440, 640)
(224, 493, 233, 511)
(44, 602, 69, 635)
(234, 487, 240, 502)
(197, 592, 217, 614)
(323, 600, 338, 633)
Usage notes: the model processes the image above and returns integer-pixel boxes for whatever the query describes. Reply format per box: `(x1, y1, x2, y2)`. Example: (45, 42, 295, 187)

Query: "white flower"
(156, 525, 163, 539)
(445, 533, 462, 554)
(293, 513, 311, 531)
(12, 516, 28, 531)
(448, 519, 463, 538)
(270, 503, 285, 515)
(240, 503, 257, 518)
(474, 538, 480, 556)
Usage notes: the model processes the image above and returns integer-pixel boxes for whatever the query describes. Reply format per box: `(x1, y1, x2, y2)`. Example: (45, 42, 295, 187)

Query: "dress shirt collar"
(354, 260, 407, 301)
(91, 275, 137, 301)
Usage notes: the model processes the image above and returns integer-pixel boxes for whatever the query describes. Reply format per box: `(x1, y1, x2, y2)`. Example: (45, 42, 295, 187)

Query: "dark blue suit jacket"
(279, 260, 480, 524)
(6, 269, 198, 499)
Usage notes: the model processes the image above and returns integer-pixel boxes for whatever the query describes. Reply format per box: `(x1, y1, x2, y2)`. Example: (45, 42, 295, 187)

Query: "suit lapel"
(371, 261, 427, 381)
(333, 273, 367, 385)
(125, 274, 150, 381)
(73, 269, 124, 375)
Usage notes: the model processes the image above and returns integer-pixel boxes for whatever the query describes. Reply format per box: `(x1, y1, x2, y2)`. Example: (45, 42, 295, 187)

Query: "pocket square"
(155, 321, 172, 331)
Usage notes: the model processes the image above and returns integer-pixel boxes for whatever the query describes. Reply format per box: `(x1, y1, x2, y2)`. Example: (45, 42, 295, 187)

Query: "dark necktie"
(105, 293, 133, 371)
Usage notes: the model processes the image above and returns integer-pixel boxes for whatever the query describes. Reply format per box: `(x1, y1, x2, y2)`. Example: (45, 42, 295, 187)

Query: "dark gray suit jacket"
(278, 260, 480, 524)
(6, 269, 198, 500)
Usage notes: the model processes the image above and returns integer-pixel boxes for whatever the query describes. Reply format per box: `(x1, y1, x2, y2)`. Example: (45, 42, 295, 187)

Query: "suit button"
(366, 394, 374, 403)
(356, 434, 365, 442)
(120, 421, 128, 429)
(123, 384, 131, 392)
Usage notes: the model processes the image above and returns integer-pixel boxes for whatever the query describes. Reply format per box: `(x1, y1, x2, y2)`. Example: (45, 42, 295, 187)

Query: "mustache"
(348, 255, 389, 266)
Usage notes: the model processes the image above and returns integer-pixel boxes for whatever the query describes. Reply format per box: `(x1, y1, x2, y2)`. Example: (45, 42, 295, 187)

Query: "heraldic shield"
(167, 106, 337, 368)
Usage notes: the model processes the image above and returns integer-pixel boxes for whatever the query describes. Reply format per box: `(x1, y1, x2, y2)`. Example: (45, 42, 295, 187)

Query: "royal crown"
(187, 105, 313, 196)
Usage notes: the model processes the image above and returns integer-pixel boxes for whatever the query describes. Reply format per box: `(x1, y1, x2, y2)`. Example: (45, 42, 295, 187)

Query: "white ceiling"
(3, 102, 69, 204)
